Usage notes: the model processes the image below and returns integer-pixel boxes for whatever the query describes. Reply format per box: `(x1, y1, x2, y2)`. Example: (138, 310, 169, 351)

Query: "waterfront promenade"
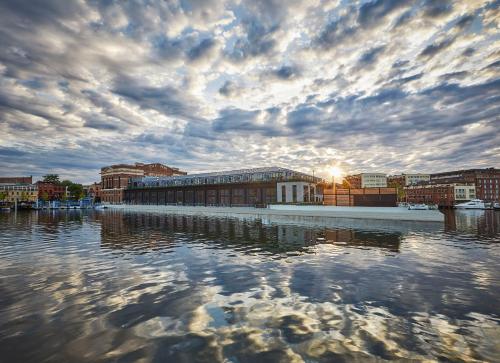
(108, 204, 444, 223)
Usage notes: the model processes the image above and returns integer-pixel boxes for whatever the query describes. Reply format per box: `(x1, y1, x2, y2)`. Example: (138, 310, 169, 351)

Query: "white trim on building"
(276, 182, 318, 203)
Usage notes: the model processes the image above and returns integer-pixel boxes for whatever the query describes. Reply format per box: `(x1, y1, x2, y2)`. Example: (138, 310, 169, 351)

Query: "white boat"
(408, 204, 430, 210)
(93, 204, 106, 210)
(455, 199, 487, 210)
(493, 202, 500, 210)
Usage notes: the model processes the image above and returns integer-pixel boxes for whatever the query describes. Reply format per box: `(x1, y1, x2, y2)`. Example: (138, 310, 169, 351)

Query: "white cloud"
(0, 0, 498, 183)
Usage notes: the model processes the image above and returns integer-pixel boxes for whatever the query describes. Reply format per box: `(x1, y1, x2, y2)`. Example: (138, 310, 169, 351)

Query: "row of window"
(2, 191, 37, 195)
(0, 186, 38, 191)
(134, 172, 318, 188)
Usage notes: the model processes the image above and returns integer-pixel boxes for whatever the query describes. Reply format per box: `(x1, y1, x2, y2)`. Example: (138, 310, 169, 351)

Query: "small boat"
(493, 202, 500, 210)
(408, 204, 430, 210)
(455, 199, 487, 210)
(93, 204, 106, 210)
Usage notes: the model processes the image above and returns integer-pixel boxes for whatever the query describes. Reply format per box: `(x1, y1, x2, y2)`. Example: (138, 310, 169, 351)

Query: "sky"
(0, 0, 499, 183)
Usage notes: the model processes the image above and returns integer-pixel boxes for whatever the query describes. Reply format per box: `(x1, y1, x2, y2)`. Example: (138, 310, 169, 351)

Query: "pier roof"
(129, 166, 322, 188)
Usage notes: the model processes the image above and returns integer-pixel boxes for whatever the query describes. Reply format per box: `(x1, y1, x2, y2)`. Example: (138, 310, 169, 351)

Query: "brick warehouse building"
(124, 167, 322, 206)
(36, 181, 67, 201)
(405, 184, 476, 207)
(430, 168, 500, 202)
(101, 163, 187, 204)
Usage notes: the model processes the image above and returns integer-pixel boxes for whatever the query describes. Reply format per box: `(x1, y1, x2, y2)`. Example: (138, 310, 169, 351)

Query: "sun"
(330, 166, 343, 179)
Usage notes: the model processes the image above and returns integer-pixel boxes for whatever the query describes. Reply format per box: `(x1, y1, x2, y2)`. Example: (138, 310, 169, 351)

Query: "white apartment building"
(360, 173, 387, 188)
(404, 174, 430, 186)
(454, 185, 476, 201)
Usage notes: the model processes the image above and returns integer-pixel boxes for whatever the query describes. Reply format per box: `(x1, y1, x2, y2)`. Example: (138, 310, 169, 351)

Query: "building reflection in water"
(95, 210, 403, 254)
(443, 209, 500, 239)
(1, 209, 499, 362)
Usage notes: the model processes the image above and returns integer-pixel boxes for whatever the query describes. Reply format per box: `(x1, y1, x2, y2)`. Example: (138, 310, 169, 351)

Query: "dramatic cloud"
(0, 0, 499, 183)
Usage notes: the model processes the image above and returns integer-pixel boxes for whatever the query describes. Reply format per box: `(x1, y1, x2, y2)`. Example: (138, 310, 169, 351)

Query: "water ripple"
(0, 210, 499, 362)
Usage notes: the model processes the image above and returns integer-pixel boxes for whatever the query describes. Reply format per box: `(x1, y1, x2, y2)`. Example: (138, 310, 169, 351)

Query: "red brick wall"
(36, 182, 66, 200)
(138, 163, 187, 176)
(0, 176, 32, 184)
(101, 189, 123, 204)
(101, 173, 140, 190)
(405, 185, 455, 207)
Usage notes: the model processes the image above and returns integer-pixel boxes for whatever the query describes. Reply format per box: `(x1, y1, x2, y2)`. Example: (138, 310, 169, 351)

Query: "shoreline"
(107, 204, 444, 223)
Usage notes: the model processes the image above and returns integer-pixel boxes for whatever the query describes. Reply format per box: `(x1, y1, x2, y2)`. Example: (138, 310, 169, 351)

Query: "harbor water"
(0, 209, 499, 362)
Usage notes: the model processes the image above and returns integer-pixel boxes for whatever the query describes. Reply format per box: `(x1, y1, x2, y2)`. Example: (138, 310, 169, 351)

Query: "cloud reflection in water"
(0, 210, 499, 362)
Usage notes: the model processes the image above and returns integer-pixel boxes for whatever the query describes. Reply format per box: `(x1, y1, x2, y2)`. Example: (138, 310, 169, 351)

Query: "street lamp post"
(332, 175, 337, 205)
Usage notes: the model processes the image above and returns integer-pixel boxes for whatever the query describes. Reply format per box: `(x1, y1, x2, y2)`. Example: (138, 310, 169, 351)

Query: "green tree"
(60, 179, 72, 187)
(388, 181, 405, 201)
(69, 184, 84, 200)
(0, 191, 7, 201)
(43, 174, 60, 184)
(61, 180, 84, 200)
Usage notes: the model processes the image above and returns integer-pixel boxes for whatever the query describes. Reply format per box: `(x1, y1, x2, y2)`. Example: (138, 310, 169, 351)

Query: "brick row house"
(430, 168, 500, 202)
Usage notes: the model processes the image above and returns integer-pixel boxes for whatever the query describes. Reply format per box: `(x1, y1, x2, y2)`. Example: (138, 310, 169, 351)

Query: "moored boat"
(408, 204, 430, 210)
(455, 199, 487, 210)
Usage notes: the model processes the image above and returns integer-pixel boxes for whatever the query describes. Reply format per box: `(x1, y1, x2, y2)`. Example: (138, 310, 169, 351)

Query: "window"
(281, 185, 286, 203)
(292, 185, 297, 203)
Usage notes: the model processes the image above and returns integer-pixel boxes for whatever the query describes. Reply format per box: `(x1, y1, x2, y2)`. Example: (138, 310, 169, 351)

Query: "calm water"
(1, 210, 499, 362)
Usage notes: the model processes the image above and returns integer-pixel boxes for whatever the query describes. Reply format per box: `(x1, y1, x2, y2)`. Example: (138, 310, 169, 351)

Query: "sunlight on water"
(0, 210, 499, 362)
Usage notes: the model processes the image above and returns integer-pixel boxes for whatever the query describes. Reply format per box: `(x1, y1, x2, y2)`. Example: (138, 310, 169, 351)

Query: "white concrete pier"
(107, 204, 444, 223)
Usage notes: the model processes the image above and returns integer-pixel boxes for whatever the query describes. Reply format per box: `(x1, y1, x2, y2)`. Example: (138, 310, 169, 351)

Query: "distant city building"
(430, 168, 499, 202)
(387, 173, 431, 202)
(0, 184, 38, 203)
(83, 182, 102, 202)
(405, 184, 476, 207)
(344, 175, 361, 188)
(388, 173, 430, 187)
(345, 173, 387, 188)
(36, 181, 67, 201)
(124, 167, 322, 206)
(0, 176, 32, 185)
(101, 163, 187, 204)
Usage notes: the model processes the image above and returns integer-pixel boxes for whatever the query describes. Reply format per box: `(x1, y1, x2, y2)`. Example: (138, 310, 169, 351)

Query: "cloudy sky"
(0, 0, 499, 183)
